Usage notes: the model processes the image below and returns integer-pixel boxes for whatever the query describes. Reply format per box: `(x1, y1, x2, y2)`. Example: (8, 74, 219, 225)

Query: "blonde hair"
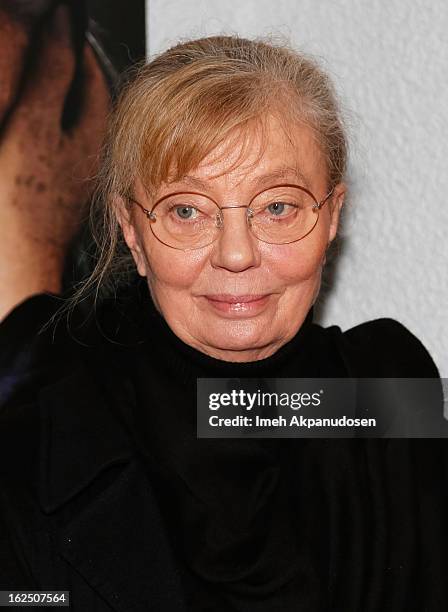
(53, 34, 348, 328)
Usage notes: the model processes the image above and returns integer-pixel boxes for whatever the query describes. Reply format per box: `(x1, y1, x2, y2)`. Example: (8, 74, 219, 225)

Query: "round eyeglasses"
(127, 183, 334, 251)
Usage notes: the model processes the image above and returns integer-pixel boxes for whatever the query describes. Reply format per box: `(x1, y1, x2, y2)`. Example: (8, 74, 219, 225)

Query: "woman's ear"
(113, 195, 147, 277)
(327, 182, 346, 244)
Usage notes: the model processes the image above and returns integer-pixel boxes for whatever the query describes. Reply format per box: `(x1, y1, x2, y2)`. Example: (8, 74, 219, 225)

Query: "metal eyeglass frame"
(126, 183, 335, 251)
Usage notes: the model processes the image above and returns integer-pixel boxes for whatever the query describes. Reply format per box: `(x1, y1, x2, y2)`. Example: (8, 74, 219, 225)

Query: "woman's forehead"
(155, 114, 326, 194)
(166, 165, 312, 193)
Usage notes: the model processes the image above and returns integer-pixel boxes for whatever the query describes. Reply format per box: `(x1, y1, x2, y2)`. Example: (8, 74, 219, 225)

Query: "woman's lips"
(203, 294, 271, 316)
(206, 294, 267, 303)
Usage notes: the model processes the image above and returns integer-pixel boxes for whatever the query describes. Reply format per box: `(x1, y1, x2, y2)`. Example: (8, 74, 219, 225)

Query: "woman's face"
(120, 114, 345, 361)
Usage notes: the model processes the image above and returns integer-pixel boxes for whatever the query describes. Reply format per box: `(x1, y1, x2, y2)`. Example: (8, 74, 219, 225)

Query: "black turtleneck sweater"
(0, 280, 446, 611)
(78, 278, 447, 612)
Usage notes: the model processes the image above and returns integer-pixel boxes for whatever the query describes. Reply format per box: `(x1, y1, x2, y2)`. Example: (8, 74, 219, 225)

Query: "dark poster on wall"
(0, 0, 146, 321)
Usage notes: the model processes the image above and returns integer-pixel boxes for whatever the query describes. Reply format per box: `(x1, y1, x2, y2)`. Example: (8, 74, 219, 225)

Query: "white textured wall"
(147, 0, 448, 377)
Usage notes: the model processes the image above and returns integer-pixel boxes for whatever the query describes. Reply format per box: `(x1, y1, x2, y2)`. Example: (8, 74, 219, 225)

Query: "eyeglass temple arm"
(316, 186, 335, 210)
(125, 195, 154, 219)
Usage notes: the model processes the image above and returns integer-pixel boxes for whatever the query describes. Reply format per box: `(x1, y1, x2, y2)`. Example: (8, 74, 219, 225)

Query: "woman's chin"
(193, 323, 279, 360)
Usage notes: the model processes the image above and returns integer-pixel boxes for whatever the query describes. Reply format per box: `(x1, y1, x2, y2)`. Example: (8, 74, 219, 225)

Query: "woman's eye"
(266, 202, 294, 216)
(173, 205, 197, 220)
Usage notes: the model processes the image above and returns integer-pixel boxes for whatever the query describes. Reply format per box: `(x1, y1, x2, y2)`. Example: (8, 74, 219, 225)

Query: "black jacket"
(0, 291, 446, 611)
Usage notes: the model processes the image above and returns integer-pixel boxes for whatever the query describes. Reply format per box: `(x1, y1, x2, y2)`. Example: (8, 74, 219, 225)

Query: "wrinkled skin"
(0, 4, 109, 320)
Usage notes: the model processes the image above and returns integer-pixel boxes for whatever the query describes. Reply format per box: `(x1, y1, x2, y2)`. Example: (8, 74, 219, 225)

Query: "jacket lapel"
(37, 362, 186, 612)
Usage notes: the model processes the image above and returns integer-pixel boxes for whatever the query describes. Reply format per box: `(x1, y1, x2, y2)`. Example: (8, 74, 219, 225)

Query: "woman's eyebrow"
(250, 166, 310, 190)
(174, 166, 310, 191)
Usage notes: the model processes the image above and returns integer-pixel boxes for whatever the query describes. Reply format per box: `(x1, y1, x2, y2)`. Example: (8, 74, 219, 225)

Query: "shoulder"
(335, 317, 440, 377)
(0, 294, 61, 409)
(0, 289, 126, 410)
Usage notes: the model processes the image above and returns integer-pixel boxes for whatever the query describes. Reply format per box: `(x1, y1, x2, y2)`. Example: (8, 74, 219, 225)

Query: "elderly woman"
(1, 35, 447, 611)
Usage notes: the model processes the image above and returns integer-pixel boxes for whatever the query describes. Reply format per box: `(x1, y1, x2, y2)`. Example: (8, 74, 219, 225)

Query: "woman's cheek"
(267, 236, 326, 284)
(144, 241, 205, 289)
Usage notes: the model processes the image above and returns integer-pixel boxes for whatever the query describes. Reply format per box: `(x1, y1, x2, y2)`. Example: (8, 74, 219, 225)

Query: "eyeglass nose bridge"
(215, 204, 254, 229)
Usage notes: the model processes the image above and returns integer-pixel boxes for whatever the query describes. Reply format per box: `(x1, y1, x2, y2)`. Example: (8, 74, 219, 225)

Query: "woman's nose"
(209, 207, 260, 272)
